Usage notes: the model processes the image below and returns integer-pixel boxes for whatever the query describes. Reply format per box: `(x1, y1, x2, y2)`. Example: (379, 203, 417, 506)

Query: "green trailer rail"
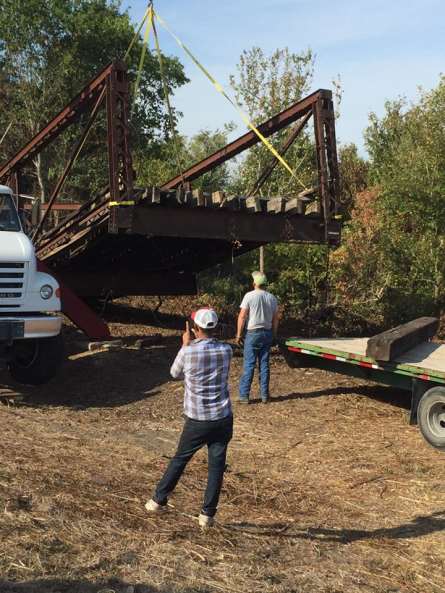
(284, 336, 445, 451)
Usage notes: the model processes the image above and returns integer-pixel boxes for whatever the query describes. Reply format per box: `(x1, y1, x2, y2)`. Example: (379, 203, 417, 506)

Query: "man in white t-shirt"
(236, 271, 280, 403)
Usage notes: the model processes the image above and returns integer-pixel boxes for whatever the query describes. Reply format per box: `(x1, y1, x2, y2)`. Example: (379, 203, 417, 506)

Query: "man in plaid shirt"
(145, 308, 233, 529)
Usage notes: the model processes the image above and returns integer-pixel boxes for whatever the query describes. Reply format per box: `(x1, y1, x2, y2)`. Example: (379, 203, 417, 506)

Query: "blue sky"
(122, 0, 444, 155)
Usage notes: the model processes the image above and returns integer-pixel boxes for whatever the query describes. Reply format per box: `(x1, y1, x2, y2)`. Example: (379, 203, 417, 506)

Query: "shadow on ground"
(223, 510, 445, 543)
(0, 339, 180, 409)
(105, 301, 187, 330)
(268, 384, 411, 410)
(105, 302, 236, 339)
(0, 580, 198, 593)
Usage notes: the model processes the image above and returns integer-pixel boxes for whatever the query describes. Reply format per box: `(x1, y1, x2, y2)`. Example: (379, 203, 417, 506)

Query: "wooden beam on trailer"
(366, 317, 439, 362)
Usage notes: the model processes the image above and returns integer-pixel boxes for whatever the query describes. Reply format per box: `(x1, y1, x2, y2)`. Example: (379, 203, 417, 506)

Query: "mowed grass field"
(1, 302, 444, 593)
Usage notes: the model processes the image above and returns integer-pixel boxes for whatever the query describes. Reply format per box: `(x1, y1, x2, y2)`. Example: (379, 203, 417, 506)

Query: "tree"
(229, 46, 315, 197)
(333, 77, 445, 327)
(197, 47, 336, 316)
(221, 47, 333, 315)
(0, 0, 187, 202)
(136, 124, 236, 191)
(337, 143, 369, 217)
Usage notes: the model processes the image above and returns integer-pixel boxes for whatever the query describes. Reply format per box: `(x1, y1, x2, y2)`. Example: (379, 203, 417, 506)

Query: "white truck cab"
(0, 185, 64, 384)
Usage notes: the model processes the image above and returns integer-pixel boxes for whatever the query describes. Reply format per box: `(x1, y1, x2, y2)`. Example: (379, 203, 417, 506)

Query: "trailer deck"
(285, 335, 445, 451)
(286, 337, 445, 383)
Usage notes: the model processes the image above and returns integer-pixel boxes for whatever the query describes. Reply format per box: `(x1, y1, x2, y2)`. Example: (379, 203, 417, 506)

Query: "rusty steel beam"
(161, 89, 330, 190)
(36, 201, 110, 261)
(37, 187, 110, 248)
(0, 62, 117, 181)
(313, 94, 339, 237)
(324, 103, 340, 218)
(132, 204, 340, 244)
(37, 259, 111, 339)
(1, 60, 134, 237)
(33, 86, 107, 244)
(247, 111, 313, 197)
(23, 203, 81, 211)
(107, 62, 134, 233)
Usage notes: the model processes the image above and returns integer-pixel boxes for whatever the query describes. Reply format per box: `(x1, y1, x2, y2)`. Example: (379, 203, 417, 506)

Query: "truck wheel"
(418, 386, 445, 451)
(8, 334, 65, 386)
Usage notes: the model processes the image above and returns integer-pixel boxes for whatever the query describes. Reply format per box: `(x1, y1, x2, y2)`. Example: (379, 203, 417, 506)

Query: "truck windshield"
(0, 194, 21, 232)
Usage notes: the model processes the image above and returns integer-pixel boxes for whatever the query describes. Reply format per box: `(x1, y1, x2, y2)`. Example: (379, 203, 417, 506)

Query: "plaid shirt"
(170, 338, 233, 421)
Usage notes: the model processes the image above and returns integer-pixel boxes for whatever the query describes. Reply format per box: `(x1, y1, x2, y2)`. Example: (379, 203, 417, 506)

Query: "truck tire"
(418, 386, 445, 451)
(8, 334, 65, 386)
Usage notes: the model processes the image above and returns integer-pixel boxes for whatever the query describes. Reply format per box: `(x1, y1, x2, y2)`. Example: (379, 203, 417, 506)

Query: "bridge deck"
(36, 188, 340, 297)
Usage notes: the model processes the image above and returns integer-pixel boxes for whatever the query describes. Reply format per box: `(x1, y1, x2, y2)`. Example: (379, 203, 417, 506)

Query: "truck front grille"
(0, 263, 26, 301)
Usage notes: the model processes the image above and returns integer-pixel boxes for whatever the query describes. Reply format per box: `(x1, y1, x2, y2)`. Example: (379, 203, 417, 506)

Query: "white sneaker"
(198, 513, 215, 530)
(145, 499, 167, 514)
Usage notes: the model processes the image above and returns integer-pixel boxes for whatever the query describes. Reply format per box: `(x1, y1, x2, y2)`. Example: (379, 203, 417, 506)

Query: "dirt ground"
(0, 301, 444, 593)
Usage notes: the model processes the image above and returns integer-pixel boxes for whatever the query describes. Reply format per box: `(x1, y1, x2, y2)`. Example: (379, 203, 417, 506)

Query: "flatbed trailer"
(284, 336, 445, 451)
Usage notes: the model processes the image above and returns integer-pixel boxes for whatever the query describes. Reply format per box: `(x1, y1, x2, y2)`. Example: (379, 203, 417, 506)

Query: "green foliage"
(264, 244, 330, 314)
(185, 125, 236, 191)
(136, 124, 236, 191)
(0, 0, 188, 201)
(337, 143, 369, 217)
(366, 82, 445, 229)
(199, 46, 332, 317)
(199, 243, 330, 318)
(229, 47, 316, 197)
(333, 76, 445, 327)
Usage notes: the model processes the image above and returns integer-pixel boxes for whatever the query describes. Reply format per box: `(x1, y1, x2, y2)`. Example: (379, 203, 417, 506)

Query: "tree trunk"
(34, 153, 49, 204)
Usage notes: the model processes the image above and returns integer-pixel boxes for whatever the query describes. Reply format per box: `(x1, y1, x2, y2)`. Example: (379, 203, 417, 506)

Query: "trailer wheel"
(8, 334, 65, 386)
(418, 387, 445, 451)
(279, 345, 313, 369)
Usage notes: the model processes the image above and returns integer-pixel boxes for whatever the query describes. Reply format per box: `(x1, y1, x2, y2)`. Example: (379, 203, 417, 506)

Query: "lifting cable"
(124, 2, 185, 184)
(130, 4, 154, 113)
(153, 9, 308, 191)
(124, 5, 151, 61)
(152, 17, 185, 185)
(123, 5, 308, 190)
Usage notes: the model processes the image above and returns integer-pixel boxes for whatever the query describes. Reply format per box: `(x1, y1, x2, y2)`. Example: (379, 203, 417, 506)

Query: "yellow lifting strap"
(109, 200, 135, 207)
(152, 18, 185, 184)
(153, 10, 307, 190)
(124, 4, 151, 61)
(131, 6, 154, 112)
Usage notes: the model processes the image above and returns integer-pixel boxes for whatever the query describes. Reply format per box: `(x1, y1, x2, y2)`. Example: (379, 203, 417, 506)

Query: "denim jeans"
(153, 415, 233, 517)
(239, 328, 273, 401)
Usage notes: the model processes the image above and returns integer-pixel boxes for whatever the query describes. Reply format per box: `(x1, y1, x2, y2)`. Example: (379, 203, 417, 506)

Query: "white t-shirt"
(240, 289, 278, 331)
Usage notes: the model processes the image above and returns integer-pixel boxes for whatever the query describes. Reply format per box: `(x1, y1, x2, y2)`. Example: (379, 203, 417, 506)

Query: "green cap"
(252, 271, 267, 286)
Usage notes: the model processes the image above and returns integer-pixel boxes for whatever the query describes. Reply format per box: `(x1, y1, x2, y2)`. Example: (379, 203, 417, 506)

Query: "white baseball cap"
(191, 308, 219, 329)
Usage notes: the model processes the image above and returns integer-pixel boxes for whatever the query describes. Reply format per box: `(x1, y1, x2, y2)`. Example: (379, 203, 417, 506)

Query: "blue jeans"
(239, 329, 273, 401)
(153, 415, 233, 517)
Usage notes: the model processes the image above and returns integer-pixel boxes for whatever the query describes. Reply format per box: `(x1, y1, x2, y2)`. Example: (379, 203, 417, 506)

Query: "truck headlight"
(40, 284, 54, 300)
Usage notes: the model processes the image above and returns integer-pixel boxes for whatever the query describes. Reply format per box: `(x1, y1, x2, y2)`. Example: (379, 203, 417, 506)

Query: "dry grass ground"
(0, 300, 444, 593)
